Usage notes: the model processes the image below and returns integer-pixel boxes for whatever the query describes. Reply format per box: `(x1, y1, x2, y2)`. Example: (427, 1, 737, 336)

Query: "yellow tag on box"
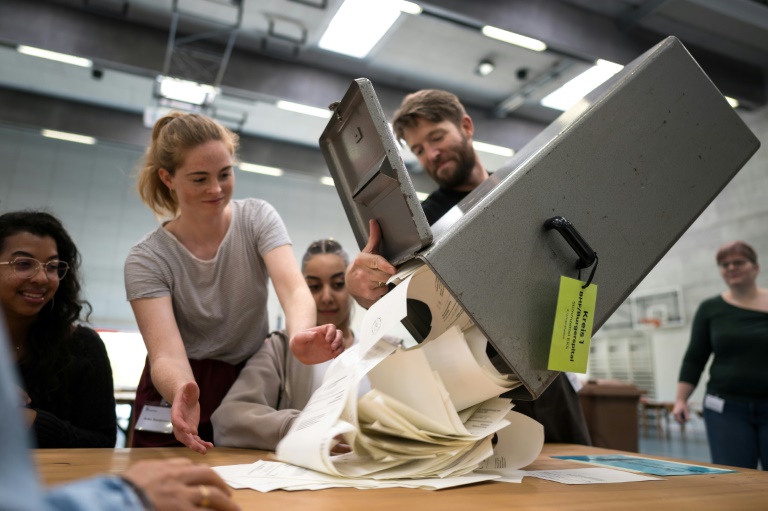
(548, 276, 597, 373)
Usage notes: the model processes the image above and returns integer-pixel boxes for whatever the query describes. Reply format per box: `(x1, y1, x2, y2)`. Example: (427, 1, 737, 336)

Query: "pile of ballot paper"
(270, 263, 545, 486)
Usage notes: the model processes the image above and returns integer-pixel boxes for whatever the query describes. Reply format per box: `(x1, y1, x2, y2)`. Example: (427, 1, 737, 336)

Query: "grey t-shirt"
(124, 198, 291, 365)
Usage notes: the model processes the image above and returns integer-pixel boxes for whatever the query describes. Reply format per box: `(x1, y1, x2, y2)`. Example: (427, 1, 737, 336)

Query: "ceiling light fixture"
(481, 26, 547, 52)
(17, 45, 93, 68)
(399, 1, 422, 15)
(158, 76, 218, 106)
(239, 163, 284, 177)
(41, 129, 96, 145)
(318, 0, 418, 59)
(475, 59, 495, 77)
(473, 141, 514, 157)
(725, 96, 739, 108)
(320, 176, 335, 186)
(415, 191, 429, 201)
(540, 59, 623, 111)
(276, 100, 333, 118)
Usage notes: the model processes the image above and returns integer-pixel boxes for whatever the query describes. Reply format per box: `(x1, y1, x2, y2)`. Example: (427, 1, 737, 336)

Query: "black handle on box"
(544, 216, 596, 269)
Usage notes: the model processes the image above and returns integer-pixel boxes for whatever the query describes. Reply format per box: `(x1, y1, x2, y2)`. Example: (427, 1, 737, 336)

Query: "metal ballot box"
(320, 36, 760, 400)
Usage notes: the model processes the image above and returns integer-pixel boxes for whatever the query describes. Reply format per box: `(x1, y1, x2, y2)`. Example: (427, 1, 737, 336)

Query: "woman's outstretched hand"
(171, 381, 214, 454)
(289, 324, 344, 364)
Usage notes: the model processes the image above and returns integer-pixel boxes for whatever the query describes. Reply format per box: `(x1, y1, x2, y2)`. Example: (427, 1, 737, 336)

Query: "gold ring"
(378, 281, 386, 288)
(199, 485, 210, 508)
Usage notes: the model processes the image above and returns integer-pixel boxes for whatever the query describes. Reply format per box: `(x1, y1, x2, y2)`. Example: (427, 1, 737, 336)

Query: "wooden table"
(36, 445, 768, 511)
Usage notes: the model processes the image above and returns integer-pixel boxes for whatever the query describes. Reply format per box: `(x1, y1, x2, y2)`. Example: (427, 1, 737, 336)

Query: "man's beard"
(430, 135, 476, 189)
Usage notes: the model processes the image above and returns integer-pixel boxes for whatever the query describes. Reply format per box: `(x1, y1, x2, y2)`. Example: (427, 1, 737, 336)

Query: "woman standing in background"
(126, 112, 343, 453)
(673, 241, 768, 469)
(0, 211, 116, 448)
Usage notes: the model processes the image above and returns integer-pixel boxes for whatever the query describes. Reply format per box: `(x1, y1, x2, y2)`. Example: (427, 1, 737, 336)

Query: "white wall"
(599, 107, 768, 403)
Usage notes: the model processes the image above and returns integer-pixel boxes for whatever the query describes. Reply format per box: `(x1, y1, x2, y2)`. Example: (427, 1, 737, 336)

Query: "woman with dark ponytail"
(0, 210, 116, 448)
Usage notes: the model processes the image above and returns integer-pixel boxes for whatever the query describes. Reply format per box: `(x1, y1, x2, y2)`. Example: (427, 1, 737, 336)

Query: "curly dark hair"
(0, 211, 92, 398)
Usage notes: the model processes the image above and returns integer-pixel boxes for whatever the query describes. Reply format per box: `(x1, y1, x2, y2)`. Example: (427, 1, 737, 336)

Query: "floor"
(638, 413, 712, 464)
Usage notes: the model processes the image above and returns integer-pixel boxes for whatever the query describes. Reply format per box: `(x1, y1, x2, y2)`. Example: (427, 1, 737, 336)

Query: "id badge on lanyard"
(135, 399, 173, 434)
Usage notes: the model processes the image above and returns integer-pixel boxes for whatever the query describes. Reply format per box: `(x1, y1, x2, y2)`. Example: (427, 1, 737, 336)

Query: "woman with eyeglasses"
(0, 211, 116, 448)
(673, 240, 768, 469)
(126, 113, 344, 454)
(211, 239, 367, 450)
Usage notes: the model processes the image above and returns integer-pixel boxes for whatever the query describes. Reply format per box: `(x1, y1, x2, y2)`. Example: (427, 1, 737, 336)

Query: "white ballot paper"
(524, 467, 662, 484)
(476, 410, 544, 482)
(213, 460, 501, 492)
(267, 263, 543, 487)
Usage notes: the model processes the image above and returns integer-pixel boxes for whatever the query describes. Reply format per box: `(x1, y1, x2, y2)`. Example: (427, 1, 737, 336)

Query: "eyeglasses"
(718, 259, 750, 270)
(0, 257, 69, 280)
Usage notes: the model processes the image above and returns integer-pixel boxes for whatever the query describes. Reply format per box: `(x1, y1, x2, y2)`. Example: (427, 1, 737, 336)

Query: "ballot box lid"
(419, 36, 759, 399)
(319, 78, 432, 266)
(322, 37, 759, 401)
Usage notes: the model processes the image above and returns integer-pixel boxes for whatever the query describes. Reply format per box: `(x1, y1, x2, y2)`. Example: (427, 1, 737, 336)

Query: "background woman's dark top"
(679, 296, 768, 401)
(18, 326, 116, 448)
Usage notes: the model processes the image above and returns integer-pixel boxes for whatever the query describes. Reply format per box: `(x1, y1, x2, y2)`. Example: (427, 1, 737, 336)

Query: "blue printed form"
(551, 455, 737, 476)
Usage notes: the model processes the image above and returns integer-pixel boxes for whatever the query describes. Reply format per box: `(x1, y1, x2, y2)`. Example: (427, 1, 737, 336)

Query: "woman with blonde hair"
(673, 240, 768, 469)
(125, 112, 343, 453)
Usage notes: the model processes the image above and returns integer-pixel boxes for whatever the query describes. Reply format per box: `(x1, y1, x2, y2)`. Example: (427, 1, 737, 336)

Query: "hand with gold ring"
(346, 219, 396, 309)
(122, 458, 241, 511)
(199, 484, 211, 508)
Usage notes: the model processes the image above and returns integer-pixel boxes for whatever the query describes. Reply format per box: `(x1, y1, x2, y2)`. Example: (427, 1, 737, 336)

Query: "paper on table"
(275, 338, 397, 474)
(475, 411, 544, 479)
(458, 402, 483, 423)
(367, 345, 468, 436)
(550, 454, 738, 476)
(357, 391, 436, 442)
(525, 467, 662, 484)
(214, 459, 502, 492)
(272, 262, 543, 483)
(462, 397, 513, 436)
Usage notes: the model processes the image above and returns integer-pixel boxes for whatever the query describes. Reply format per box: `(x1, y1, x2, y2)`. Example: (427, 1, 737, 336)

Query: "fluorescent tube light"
(400, 1, 422, 15)
(416, 191, 429, 201)
(158, 76, 217, 106)
(41, 129, 96, 145)
(473, 141, 514, 157)
(320, 176, 335, 186)
(17, 45, 93, 68)
(239, 163, 284, 177)
(318, 0, 403, 58)
(725, 96, 739, 108)
(276, 100, 332, 119)
(481, 26, 547, 52)
(541, 59, 623, 111)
